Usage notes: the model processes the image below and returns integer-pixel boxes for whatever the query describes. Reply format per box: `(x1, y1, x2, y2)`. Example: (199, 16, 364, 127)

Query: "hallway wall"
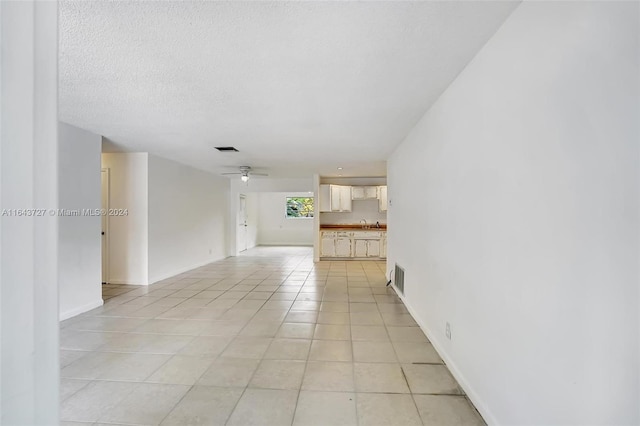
(59, 122, 103, 319)
(387, 2, 639, 425)
(257, 192, 314, 246)
(148, 154, 229, 283)
(101, 152, 149, 285)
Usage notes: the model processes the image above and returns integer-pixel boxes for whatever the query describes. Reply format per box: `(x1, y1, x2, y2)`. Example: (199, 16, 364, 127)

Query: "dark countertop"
(320, 225, 387, 231)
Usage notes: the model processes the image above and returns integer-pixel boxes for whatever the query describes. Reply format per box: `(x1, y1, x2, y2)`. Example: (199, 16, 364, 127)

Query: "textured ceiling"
(59, 1, 519, 178)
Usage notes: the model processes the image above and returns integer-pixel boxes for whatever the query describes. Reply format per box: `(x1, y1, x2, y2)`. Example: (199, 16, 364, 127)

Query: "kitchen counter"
(320, 224, 387, 231)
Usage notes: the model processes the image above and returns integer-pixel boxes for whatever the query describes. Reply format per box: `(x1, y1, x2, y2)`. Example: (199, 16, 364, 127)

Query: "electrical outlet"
(445, 322, 451, 340)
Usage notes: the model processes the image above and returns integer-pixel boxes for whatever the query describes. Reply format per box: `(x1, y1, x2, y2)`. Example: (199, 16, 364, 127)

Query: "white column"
(0, 1, 59, 424)
(313, 174, 320, 262)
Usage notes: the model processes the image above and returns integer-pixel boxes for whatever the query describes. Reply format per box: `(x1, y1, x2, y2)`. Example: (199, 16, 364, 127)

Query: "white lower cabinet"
(321, 230, 387, 259)
(335, 238, 352, 257)
(321, 237, 336, 257)
(366, 239, 380, 257)
(354, 240, 368, 257)
(353, 239, 381, 257)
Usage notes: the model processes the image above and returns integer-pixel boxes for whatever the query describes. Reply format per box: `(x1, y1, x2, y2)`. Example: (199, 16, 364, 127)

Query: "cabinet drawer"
(353, 231, 382, 238)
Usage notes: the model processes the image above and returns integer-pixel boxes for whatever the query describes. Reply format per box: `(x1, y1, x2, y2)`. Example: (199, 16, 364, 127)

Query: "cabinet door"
(330, 185, 342, 212)
(380, 236, 387, 258)
(321, 237, 336, 257)
(365, 186, 378, 199)
(335, 238, 352, 257)
(339, 186, 352, 212)
(378, 186, 388, 212)
(351, 186, 365, 200)
(319, 184, 331, 212)
(354, 240, 368, 257)
(366, 239, 380, 257)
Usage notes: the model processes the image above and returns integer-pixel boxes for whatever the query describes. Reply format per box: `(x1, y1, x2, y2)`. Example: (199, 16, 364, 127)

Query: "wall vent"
(214, 146, 239, 152)
(394, 264, 405, 295)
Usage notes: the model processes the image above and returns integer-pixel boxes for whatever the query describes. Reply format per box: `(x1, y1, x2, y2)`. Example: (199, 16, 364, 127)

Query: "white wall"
(388, 2, 639, 425)
(147, 155, 229, 283)
(320, 199, 386, 226)
(319, 177, 387, 225)
(257, 192, 314, 246)
(58, 122, 103, 320)
(101, 153, 149, 285)
(0, 1, 59, 423)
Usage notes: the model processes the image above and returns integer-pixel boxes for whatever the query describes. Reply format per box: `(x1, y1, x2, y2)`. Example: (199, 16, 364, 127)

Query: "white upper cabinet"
(338, 185, 352, 212)
(320, 184, 352, 212)
(352, 186, 378, 200)
(330, 185, 342, 211)
(319, 184, 332, 212)
(378, 185, 388, 212)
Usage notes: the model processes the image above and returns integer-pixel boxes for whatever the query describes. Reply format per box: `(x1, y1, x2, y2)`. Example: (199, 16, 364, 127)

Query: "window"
(286, 197, 314, 218)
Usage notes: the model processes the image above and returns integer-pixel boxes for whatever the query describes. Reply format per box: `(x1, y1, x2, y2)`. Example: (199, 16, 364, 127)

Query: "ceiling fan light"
(241, 174, 249, 182)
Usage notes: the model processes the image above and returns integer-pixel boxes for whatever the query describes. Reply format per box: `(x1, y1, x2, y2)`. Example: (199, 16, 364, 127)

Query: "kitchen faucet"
(360, 219, 367, 229)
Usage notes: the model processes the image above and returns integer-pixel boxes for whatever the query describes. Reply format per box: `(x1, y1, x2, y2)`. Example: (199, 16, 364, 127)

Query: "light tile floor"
(61, 246, 485, 426)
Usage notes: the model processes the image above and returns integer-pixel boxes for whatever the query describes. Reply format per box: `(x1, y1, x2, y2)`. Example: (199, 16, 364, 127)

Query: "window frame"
(285, 196, 315, 219)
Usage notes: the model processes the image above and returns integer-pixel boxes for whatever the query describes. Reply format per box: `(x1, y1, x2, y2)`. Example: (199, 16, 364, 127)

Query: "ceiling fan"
(221, 166, 268, 182)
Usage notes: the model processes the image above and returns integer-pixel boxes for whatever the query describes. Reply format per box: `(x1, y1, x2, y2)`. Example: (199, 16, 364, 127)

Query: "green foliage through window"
(286, 197, 314, 218)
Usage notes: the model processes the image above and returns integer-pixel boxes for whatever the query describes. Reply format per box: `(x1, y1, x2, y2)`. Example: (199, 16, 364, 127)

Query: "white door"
(101, 168, 110, 284)
(239, 195, 248, 252)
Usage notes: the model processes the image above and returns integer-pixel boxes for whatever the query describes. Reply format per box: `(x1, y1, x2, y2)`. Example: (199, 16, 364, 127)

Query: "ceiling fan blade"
(221, 172, 241, 175)
(250, 173, 269, 176)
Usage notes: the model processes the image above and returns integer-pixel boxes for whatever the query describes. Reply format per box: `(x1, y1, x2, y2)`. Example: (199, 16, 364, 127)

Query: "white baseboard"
(107, 279, 148, 286)
(148, 255, 228, 285)
(393, 285, 498, 426)
(59, 299, 104, 321)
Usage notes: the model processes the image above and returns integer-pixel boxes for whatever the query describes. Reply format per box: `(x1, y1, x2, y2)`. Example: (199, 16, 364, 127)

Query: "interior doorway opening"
(101, 168, 110, 285)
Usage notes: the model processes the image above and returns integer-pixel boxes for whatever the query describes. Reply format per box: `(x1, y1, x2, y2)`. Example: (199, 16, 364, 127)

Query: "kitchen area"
(316, 177, 387, 260)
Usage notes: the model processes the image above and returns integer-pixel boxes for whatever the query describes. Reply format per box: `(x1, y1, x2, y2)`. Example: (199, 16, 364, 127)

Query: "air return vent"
(214, 146, 239, 152)
(394, 264, 405, 295)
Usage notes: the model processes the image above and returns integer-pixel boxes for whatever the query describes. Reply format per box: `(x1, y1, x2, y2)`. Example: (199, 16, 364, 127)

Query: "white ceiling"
(59, 1, 519, 178)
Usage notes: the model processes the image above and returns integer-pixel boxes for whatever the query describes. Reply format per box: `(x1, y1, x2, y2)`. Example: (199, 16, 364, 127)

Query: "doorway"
(101, 168, 110, 284)
(238, 194, 248, 252)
